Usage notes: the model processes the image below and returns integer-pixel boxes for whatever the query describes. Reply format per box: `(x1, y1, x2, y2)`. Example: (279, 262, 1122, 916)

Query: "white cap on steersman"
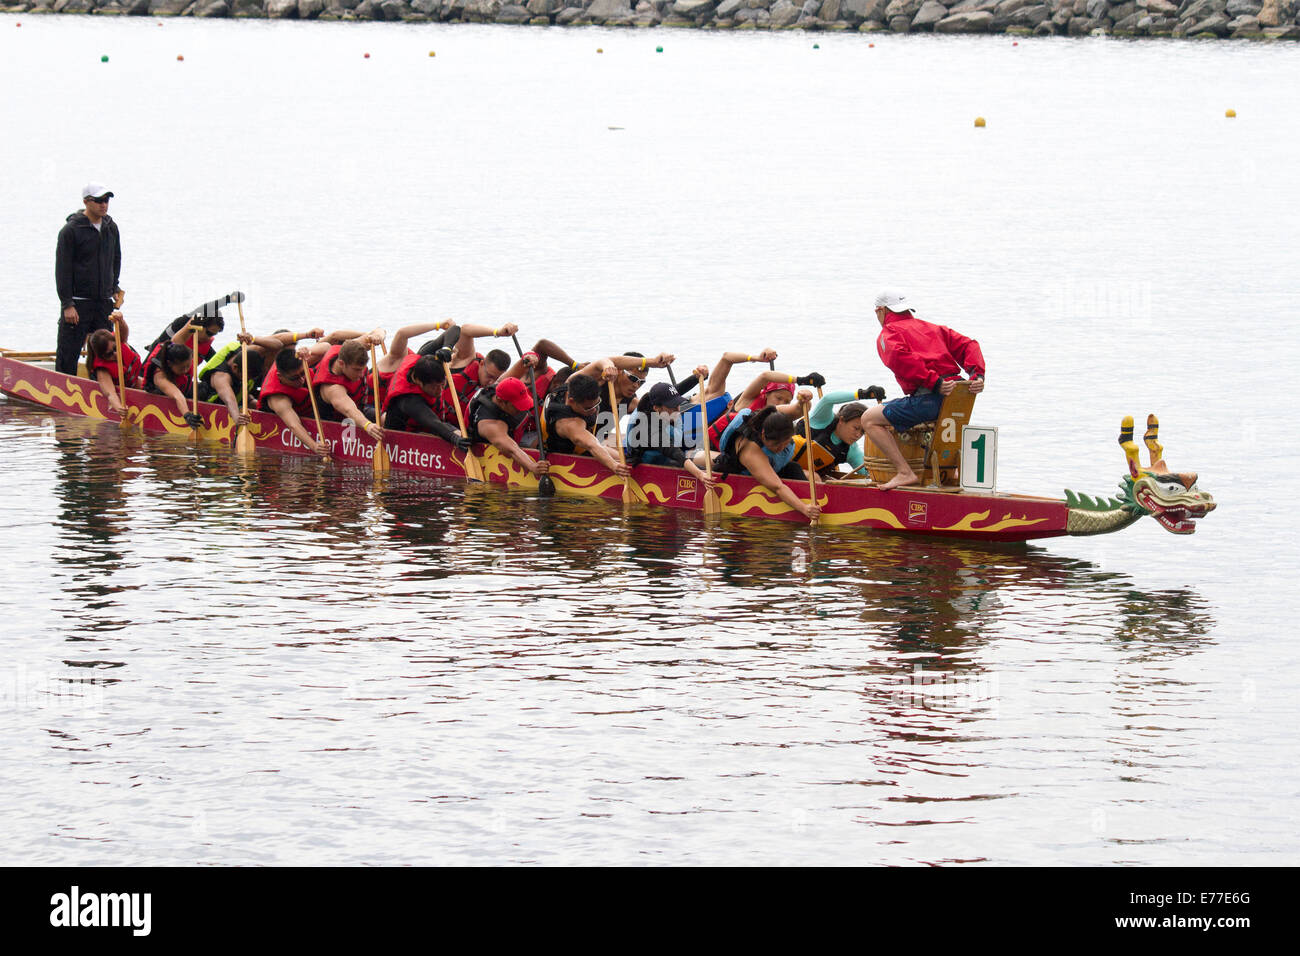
(81, 183, 114, 200)
(874, 290, 914, 313)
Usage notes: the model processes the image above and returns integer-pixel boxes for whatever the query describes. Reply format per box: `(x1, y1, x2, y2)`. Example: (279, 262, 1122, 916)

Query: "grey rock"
(888, 13, 912, 26)
(1052, 7, 1072, 23)
(266, 0, 299, 13)
(841, 0, 887, 19)
(298, 0, 326, 13)
(1225, 0, 1260, 12)
(801, 0, 819, 12)
(935, 8, 993, 25)
(1067, 12, 1099, 28)
(912, 0, 947, 24)
(497, 1, 529, 17)
(884, 0, 923, 18)
(411, 0, 439, 11)
(1255, 0, 1285, 25)
(1261, 21, 1300, 34)
(195, 0, 230, 12)
(1085, 0, 1108, 17)
(587, 0, 630, 15)
(1010, 2, 1049, 23)
(994, 0, 1034, 14)
(1190, 10, 1230, 27)
(556, 4, 583, 18)
(819, 0, 840, 17)
(949, 0, 997, 10)
(1113, 9, 1142, 25)
(672, 0, 716, 13)
(54, 0, 94, 11)
(716, 0, 742, 13)
(148, 0, 191, 11)
(1108, 0, 1136, 16)
(771, 0, 801, 21)
(1227, 11, 1259, 25)
(1178, 0, 1224, 19)
(1138, 0, 1178, 12)
(1033, 16, 1056, 29)
(354, 0, 382, 14)
(462, 0, 500, 15)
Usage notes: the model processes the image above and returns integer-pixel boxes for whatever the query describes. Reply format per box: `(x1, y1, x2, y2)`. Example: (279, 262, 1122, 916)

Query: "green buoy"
(656, 46, 663, 53)
(101, 55, 109, 63)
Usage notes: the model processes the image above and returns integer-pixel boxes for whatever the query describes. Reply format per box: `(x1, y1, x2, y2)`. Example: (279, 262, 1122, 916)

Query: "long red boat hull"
(0, 356, 1069, 542)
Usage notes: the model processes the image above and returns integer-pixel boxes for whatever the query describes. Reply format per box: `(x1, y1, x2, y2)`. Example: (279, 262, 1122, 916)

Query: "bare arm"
(266, 394, 329, 458)
(153, 369, 190, 417)
(705, 348, 777, 401)
(555, 417, 630, 476)
(320, 383, 382, 440)
(476, 418, 548, 477)
(732, 369, 798, 411)
(388, 320, 453, 363)
(95, 369, 125, 414)
(452, 322, 518, 364)
(738, 441, 819, 520)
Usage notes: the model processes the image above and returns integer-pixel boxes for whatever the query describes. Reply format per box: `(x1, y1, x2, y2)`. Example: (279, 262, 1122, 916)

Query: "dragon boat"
(0, 352, 1215, 544)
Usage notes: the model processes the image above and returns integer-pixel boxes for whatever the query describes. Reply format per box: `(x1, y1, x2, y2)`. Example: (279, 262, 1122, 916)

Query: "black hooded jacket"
(55, 211, 121, 308)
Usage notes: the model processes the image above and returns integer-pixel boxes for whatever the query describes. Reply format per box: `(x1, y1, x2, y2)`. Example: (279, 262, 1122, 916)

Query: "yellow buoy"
(597, 48, 603, 53)
(974, 117, 986, 128)
(428, 51, 436, 57)
(1225, 109, 1236, 118)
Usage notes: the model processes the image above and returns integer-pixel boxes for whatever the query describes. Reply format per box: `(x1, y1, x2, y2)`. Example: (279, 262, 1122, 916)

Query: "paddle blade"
(465, 453, 486, 483)
(703, 488, 722, 516)
(373, 441, 391, 473)
(538, 474, 556, 497)
(623, 477, 649, 505)
(235, 426, 256, 456)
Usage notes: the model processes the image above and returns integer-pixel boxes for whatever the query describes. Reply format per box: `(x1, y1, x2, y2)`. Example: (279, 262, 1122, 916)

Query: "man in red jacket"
(861, 290, 986, 491)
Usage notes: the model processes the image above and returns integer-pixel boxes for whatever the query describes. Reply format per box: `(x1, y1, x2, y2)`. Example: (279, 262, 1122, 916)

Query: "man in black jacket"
(55, 183, 123, 375)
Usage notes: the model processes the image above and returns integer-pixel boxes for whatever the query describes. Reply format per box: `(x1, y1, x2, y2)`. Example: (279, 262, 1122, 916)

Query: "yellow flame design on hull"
(12, 378, 109, 420)
(820, 508, 906, 529)
(934, 511, 1048, 534)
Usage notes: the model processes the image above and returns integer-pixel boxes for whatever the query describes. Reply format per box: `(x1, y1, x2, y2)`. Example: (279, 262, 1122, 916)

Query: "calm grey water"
(1, 15, 1297, 865)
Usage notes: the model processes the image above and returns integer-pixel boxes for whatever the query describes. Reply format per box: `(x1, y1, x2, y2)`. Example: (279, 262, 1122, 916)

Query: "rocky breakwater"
(6, 0, 1299, 39)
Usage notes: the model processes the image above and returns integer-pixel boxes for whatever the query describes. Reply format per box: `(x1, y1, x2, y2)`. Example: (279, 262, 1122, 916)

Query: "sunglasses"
(89, 196, 111, 204)
(623, 372, 644, 386)
(574, 397, 601, 413)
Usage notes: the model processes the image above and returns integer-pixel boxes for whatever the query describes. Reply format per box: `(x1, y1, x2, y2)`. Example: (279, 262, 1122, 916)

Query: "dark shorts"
(882, 391, 943, 431)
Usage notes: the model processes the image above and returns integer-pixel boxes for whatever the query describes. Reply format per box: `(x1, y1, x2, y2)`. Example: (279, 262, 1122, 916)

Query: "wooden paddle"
(368, 343, 390, 473)
(608, 380, 644, 504)
(697, 380, 721, 517)
(440, 360, 485, 482)
(191, 326, 201, 441)
(234, 300, 255, 456)
(509, 334, 555, 497)
(801, 398, 818, 526)
(111, 314, 131, 429)
(302, 357, 327, 449)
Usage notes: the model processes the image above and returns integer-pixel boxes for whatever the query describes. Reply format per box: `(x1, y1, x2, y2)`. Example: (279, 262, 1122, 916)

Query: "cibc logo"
(49, 886, 151, 937)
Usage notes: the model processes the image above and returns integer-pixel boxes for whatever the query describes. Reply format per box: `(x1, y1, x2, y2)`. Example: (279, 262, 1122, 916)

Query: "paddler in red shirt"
(311, 333, 385, 442)
(85, 311, 143, 417)
(259, 346, 331, 459)
(861, 290, 986, 491)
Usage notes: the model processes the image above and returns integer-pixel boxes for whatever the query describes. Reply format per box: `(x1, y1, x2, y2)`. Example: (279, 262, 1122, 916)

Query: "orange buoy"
(364, 53, 370, 59)
(177, 54, 184, 61)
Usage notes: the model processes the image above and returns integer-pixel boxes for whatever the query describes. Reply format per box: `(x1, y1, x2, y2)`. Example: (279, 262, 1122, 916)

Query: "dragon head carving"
(1065, 415, 1216, 536)
(1118, 415, 1215, 534)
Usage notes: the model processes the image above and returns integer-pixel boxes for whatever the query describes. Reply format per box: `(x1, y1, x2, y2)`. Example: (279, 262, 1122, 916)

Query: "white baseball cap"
(874, 290, 914, 313)
(81, 183, 114, 200)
